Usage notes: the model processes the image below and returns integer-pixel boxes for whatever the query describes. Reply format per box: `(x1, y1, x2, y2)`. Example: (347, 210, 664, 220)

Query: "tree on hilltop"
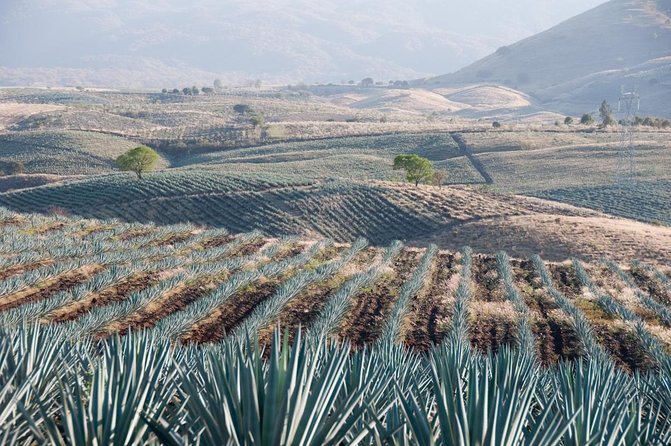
(564, 116, 573, 125)
(116, 146, 160, 180)
(393, 154, 434, 187)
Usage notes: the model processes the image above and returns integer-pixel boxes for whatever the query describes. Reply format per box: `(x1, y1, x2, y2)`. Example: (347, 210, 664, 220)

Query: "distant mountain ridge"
(0, 0, 604, 88)
(423, 0, 671, 117)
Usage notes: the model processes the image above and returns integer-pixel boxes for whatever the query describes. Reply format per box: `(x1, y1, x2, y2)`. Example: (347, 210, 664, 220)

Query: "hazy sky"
(0, 0, 610, 84)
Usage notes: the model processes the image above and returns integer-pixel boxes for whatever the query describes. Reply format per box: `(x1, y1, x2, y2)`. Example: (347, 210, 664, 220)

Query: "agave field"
(1, 208, 671, 444)
(0, 170, 609, 247)
(0, 130, 144, 175)
(531, 180, 671, 227)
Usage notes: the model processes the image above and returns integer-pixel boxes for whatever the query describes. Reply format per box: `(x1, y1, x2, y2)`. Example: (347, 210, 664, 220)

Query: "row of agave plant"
(2, 318, 671, 445)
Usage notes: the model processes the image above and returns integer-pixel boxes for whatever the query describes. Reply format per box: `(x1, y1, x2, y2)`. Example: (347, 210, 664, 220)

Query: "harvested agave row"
(604, 259, 671, 327)
(532, 255, 610, 363)
(378, 244, 437, 346)
(306, 240, 403, 341)
(151, 240, 331, 340)
(230, 238, 365, 343)
(445, 247, 473, 346)
(496, 251, 537, 358)
(573, 259, 669, 365)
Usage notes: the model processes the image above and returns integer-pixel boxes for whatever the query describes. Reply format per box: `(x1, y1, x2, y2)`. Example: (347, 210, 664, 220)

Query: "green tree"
(393, 154, 434, 187)
(599, 100, 614, 126)
(234, 104, 252, 114)
(250, 113, 265, 127)
(580, 113, 594, 125)
(213, 78, 223, 92)
(191, 86, 200, 95)
(116, 146, 160, 180)
(182, 87, 191, 95)
(492, 121, 501, 128)
(564, 116, 573, 125)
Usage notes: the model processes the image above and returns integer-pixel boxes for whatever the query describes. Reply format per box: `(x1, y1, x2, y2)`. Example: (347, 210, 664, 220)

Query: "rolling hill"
(1, 170, 670, 263)
(424, 0, 671, 117)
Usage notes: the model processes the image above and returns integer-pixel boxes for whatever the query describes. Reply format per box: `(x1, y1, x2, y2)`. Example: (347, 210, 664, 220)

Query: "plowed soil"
(49, 272, 159, 323)
(0, 265, 103, 312)
(471, 255, 504, 302)
(630, 267, 671, 307)
(404, 252, 457, 351)
(511, 259, 583, 365)
(184, 279, 279, 344)
(469, 310, 517, 354)
(337, 249, 420, 348)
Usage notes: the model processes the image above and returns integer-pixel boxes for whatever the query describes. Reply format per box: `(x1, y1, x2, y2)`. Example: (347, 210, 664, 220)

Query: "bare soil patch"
(512, 259, 583, 365)
(337, 249, 420, 348)
(404, 252, 457, 351)
(183, 278, 279, 344)
(48, 272, 159, 323)
(0, 265, 103, 312)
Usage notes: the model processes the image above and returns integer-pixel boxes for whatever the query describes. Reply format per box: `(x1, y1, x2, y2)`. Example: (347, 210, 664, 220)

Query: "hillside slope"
(424, 0, 671, 116)
(1, 171, 670, 262)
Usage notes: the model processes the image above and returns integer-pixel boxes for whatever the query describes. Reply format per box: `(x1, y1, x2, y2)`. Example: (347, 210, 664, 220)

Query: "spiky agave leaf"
(22, 331, 178, 446)
(145, 330, 376, 445)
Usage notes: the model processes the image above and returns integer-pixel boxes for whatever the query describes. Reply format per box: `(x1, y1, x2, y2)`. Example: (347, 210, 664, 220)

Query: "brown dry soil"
(184, 278, 280, 344)
(404, 252, 457, 351)
(139, 232, 194, 249)
(0, 265, 103, 312)
(49, 272, 159, 323)
(469, 312, 517, 354)
(471, 255, 505, 302)
(512, 259, 583, 365)
(0, 260, 51, 280)
(549, 262, 582, 297)
(201, 235, 235, 249)
(256, 247, 372, 346)
(115, 279, 216, 333)
(337, 249, 420, 348)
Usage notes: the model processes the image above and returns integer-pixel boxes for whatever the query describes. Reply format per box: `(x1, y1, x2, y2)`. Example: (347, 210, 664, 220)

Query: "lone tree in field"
(580, 113, 595, 125)
(116, 146, 160, 180)
(393, 154, 434, 187)
(599, 100, 615, 126)
(564, 116, 573, 125)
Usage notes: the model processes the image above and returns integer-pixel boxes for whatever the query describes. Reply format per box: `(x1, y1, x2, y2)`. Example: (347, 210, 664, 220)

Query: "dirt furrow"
(337, 249, 420, 348)
(404, 251, 457, 351)
(0, 265, 103, 312)
(512, 259, 583, 365)
(47, 271, 159, 323)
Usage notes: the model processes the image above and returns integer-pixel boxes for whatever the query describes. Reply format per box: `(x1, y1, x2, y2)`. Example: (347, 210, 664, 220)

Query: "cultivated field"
(2, 208, 671, 443)
(1, 171, 669, 262)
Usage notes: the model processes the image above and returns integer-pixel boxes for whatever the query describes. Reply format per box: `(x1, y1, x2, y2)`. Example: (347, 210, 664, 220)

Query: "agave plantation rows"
(1, 209, 671, 443)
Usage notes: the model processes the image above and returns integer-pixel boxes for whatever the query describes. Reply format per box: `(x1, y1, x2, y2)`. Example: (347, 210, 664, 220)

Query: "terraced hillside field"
(0, 208, 668, 368)
(2, 170, 670, 262)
